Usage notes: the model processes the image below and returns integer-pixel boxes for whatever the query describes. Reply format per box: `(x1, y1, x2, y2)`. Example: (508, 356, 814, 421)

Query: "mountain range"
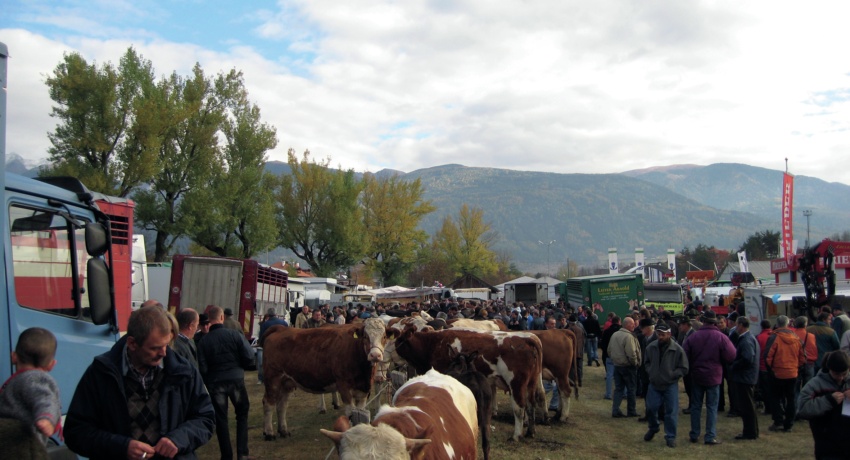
(9, 155, 848, 273)
(266, 161, 848, 271)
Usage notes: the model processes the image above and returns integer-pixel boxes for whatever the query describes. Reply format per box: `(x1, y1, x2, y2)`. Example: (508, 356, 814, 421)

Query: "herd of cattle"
(260, 314, 580, 459)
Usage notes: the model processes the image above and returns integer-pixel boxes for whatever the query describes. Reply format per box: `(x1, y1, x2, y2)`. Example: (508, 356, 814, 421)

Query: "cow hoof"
(278, 429, 291, 438)
(506, 437, 519, 443)
(333, 403, 340, 410)
(263, 433, 276, 441)
(319, 409, 327, 414)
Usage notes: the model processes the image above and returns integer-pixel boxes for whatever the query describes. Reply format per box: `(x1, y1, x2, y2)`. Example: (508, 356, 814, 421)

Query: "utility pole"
(803, 209, 812, 248)
(538, 240, 555, 278)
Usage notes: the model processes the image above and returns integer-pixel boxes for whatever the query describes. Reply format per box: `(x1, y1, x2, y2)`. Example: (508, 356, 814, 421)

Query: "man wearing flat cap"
(643, 323, 689, 448)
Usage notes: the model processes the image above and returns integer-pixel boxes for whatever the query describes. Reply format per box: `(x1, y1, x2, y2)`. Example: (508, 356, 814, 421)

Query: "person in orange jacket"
(764, 315, 806, 432)
(793, 316, 818, 399)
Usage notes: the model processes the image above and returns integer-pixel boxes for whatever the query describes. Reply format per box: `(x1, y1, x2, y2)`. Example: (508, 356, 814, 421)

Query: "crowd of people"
(4, 293, 850, 459)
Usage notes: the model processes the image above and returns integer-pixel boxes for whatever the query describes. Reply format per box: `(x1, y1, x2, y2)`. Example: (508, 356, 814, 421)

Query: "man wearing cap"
(223, 308, 242, 332)
(729, 316, 759, 440)
(643, 323, 688, 448)
(682, 310, 736, 445)
(797, 349, 850, 459)
(194, 314, 211, 345)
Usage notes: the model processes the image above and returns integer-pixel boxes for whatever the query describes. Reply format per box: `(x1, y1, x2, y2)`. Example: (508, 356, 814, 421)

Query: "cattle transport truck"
(557, 273, 645, 322)
(167, 254, 289, 340)
(503, 281, 548, 305)
(0, 42, 120, 458)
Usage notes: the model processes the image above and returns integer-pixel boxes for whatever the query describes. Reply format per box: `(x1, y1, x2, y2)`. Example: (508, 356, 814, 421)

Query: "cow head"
(446, 346, 479, 375)
(358, 317, 389, 363)
(321, 416, 432, 460)
(375, 321, 431, 383)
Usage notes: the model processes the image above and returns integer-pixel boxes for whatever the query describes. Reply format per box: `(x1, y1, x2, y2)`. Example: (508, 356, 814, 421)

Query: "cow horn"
(404, 438, 432, 451)
(319, 429, 345, 445)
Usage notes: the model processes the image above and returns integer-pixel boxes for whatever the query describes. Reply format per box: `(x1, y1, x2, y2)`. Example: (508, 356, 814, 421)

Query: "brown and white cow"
(261, 318, 388, 439)
(385, 327, 545, 441)
(321, 369, 478, 460)
(446, 318, 508, 331)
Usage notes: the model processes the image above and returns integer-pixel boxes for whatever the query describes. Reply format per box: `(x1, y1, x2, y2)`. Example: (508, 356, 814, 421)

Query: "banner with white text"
(781, 172, 794, 263)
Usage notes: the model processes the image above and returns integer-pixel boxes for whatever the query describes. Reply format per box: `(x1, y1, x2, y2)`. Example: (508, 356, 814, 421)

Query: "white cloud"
(4, 0, 850, 185)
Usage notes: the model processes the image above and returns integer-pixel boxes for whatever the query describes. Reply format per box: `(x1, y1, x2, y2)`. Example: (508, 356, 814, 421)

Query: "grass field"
(196, 363, 815, 459)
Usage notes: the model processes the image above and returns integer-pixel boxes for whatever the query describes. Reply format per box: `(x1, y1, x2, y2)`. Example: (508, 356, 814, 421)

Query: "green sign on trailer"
(557, 273, 644, 323)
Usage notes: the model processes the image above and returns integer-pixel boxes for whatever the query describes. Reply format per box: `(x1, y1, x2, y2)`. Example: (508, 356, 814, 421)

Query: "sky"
(3, 0, 850, 185)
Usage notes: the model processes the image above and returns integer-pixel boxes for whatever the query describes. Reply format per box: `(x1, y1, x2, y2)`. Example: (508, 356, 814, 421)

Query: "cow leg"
(556, 376, 571, 422)
(508, 397, 524, 442)
(277, 389, 293, 438)
(332, 391, 340, 410)
(481, 393, 493, 460)
(317, 393, 327, 414)
(263, 372, 281, 441)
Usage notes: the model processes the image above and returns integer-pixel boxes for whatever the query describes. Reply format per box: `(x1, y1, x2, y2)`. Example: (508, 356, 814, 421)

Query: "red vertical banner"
(781, 172, 794, 263)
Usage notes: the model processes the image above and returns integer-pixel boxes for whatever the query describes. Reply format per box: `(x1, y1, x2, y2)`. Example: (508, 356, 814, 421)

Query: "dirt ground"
(194, 364, 815, 460)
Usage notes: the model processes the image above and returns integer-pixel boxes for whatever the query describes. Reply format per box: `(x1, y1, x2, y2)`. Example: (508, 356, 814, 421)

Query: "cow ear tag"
(354, 332, 359, 339)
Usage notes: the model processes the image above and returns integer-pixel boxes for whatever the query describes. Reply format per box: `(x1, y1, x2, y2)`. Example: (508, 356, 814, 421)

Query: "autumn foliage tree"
(276, 150, 365, 277)
(432, 204, 498, 279)
(361, 174, 435, 286)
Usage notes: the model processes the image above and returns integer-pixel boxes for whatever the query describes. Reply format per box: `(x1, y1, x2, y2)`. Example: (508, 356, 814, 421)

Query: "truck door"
(537, 283, 549, 304)
(504, 284, 515, 304)
(4, 201, 118, 412)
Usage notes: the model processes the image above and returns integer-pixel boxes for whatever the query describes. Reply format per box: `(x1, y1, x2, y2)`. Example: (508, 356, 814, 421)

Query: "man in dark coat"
(198, 306, 256, 460)
(173, 309, 200, 368)
(600, 315, 622, 400)
(643, 323, 688, 448)
(729, 317, 759, 440)
(65, 306, 214, 460)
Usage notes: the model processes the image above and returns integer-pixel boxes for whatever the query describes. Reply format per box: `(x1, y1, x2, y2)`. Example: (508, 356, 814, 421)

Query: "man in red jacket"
(764, 315, 806, 433)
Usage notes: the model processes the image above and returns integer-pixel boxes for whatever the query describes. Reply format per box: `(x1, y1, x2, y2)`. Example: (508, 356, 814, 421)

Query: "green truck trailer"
(557, 273, 645, 322)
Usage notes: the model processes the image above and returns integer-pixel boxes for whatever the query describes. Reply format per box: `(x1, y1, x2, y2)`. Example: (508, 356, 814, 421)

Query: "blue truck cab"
(1, 41, 119, 458)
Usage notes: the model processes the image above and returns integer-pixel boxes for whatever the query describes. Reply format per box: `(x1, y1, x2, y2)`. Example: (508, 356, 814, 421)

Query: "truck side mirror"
(85, 222, 109, 257)
(87, 258, 112, 325)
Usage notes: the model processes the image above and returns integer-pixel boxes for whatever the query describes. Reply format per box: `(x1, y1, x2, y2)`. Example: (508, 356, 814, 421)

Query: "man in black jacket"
(198, 306, 256, 460)
(600, 315, 622, 400)
(65, 306, 215, 460)
(730, 317, 759, 440)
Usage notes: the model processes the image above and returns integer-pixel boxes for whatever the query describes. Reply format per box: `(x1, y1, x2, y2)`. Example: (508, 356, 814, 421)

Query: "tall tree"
(361, 174, 435, 286)
(738, 229, 780, 260)
(42, 47, 161, 196)
(276, 150, 365, 277)
(432, 204, 498, 279)
(181, 94, 278, 258)
(134, 66, 241, 261)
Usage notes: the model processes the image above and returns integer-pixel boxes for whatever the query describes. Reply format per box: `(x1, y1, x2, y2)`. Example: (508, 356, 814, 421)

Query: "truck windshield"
(9, 204, 93, 319)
